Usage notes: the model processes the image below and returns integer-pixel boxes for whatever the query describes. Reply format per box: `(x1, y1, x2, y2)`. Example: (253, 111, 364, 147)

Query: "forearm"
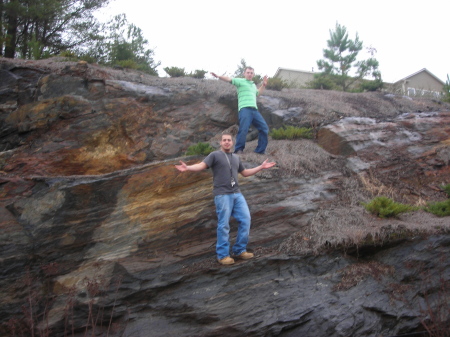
(258, 76, 268, 95)
(218, 75, 232, 83)
(240, 165, 264, 177)
(258, 85, 266, 95)
(185, 162, 208, 172)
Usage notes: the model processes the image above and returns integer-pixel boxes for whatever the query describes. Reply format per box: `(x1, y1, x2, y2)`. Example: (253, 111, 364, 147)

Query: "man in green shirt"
(211, 67, 269, 154)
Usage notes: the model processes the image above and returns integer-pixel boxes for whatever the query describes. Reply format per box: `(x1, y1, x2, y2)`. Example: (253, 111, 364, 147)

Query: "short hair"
(244, 67, 254, 72)
(221, 132, 233, 140)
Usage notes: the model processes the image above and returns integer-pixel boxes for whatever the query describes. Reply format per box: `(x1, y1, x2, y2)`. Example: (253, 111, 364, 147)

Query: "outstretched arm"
(211, 72, 232, 83)
(175, 160, 208, 172)
(240, 159, 276, 177)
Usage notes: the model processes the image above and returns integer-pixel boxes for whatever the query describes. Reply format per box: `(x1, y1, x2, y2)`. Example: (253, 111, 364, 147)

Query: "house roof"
(274, 67, 446, 87)
(395, 68, 445, 85)
(273, 67, 316, 78)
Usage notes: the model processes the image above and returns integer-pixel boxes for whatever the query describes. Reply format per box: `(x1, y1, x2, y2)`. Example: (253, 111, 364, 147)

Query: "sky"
(96, 0, 448, 83)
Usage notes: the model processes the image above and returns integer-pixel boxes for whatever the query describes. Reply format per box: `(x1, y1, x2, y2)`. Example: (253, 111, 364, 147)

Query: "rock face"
(1, 58, 450, 336)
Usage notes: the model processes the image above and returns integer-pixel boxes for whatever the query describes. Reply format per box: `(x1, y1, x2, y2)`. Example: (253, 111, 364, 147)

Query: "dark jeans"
(235, 107, 269, 154)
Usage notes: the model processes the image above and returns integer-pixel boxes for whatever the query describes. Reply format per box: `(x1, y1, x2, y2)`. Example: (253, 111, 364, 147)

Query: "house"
(273, 67, 445, 97)
(272, 67, 316, 88)
(390, 68, 445, 97)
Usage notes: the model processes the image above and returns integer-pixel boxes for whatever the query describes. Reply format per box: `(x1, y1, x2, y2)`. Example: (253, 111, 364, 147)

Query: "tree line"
(0, 3, 382, 89)
(5, 4, 445, 97)
(0, 0, 160, 75)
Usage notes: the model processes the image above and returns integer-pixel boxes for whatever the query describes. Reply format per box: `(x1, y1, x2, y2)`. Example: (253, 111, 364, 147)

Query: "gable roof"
(395, 68, 445, 85)
(273, 67, 316, 78)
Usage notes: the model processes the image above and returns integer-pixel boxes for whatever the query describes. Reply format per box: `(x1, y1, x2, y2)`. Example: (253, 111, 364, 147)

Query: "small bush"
(59, 50, 78, 58)
(164, 66, 186, 77)
(359, 78, 384, 92)
(252, 74, 262, 86)
(363, 196, 416, 218)
(425, 199, 450, 217)
(185, 142, 215, 156)
(442, 184, 450, 197)
(266, 77, 288, 91)
(270, 126, 313, 140)
(306, 73, 338, 90)
(79, 55, 98, 64)
(189, 69, 208, 79)
(115, 59, 139, 69)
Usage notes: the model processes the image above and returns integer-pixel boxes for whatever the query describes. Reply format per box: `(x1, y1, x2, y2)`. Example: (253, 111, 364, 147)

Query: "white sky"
(97, 0, 448, 83)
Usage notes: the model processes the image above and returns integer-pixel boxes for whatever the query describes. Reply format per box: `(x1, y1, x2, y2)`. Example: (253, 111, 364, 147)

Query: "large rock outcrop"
(1, 58, 449, 336)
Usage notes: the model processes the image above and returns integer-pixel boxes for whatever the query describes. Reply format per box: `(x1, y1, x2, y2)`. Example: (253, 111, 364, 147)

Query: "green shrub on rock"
(189, 70, 208, 79)
(185, 142, 215, 156)
(442, 184, 450, 198)
(363, 196, 416, 218)
(266, 78, 288, 91)
(425, 199, 450, 217)
(164, 66, 186, 77)
(270, 126, 313, 140)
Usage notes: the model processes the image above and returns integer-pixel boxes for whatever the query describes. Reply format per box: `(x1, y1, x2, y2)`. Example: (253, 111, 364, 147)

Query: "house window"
(407, 87, 415, 96)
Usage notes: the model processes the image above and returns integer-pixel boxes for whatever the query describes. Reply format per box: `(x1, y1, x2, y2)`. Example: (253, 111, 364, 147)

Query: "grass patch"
(270, 126, 313, 140)
(363, 196, 417, 218)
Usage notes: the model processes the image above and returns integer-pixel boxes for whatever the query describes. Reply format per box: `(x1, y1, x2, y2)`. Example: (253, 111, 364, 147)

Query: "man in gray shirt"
(175, 133, 276, 265)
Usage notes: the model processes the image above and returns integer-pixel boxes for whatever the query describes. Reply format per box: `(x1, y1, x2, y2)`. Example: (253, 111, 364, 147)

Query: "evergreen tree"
(1, 0, 109, 59)
(82, 14, 159, 75)
(316, 22, 382, 91)
(232, 58, 262, 84)
(233, 58, 247, 78)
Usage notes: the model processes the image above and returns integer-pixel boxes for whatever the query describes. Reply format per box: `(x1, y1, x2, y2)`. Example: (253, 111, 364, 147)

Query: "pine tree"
(84, 14, 160, 76)
(1, 0, 109, 59)
(316, 22, 382, 92)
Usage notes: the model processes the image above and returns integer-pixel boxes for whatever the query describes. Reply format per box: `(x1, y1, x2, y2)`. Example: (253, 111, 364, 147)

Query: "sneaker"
(235, 251, 254, 260)
(217, 256, 235, 265)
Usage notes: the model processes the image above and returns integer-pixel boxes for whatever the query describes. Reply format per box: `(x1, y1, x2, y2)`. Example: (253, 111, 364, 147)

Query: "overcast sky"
(97, 0, 448, 83)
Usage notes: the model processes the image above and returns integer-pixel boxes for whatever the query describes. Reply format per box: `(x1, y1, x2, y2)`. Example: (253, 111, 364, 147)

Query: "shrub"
(189, 69, 208, 79)
(115, 59, 139, 69)
(79, 55, 98, 64)
(270, 126, 313, 140)
(442, 184, 450, 197)
(59, 50, 78, 59)
(164, 66, 186, 77)
(306, 73, 338, 90)
(252, 74, 262, 86)
(185, 142, 215, 156)
(425, 199, 450, 217)
(363, 196, 416, 218)
(266, 77, 288, 91)
(359, 78, 384, 92)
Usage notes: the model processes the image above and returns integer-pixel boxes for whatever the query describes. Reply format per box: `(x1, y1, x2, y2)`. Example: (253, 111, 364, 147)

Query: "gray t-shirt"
(203, 150, 245, 196)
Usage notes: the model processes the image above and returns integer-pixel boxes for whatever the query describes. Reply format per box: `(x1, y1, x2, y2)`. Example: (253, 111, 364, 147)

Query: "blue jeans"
(235, 107, 269, 154)
(214, 193, 251, 260)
